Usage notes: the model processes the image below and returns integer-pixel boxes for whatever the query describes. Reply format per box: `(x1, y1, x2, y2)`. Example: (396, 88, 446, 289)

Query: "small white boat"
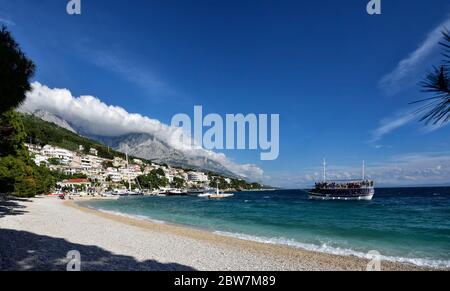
(166, 189, 188, 196)
(198, 184, 234, 199)
(209, 193, 234, 199)
(109, 189, 144, 197)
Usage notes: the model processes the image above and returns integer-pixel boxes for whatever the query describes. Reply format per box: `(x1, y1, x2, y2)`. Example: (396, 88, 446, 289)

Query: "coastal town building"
(41, 145, 74, 165)
(25, 142, 222, 193)
(106, 169, 123, 183)
(58, 178, 90, 188)
(33, 154, 48, 166)
(188, 172, 209, 183)
(89, 147, 98, 156)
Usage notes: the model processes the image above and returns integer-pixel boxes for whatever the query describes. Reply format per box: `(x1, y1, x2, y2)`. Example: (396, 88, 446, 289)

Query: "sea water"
(79, 187, 450, 268)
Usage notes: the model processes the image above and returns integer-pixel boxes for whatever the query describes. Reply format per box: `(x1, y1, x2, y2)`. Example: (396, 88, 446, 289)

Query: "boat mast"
(323, 158, 327, 182)
(362, 160, 365, 181)
(126, 153, 131, 192)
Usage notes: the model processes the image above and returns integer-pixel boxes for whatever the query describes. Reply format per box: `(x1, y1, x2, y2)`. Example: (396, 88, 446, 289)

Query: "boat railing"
(317, 179, 373, 183)
(315, 180, 374, 189)
(314, 185, 374, 190)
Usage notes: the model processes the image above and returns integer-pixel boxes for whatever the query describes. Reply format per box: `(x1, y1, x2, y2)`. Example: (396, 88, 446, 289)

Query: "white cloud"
(369, 103, 448, 146)
(370, 109, 417, 144)
(0, 16, 15, 26)
(379, 17, 450, 94)
(370, 152, 450, 186)
(20, 82, 264, 180)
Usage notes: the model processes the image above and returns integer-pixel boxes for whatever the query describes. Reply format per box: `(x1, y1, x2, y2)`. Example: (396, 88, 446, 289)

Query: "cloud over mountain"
(20, 82, 264, 180)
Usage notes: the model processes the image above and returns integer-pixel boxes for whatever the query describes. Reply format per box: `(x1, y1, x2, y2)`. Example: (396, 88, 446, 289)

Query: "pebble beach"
(0, 197, 430, 271)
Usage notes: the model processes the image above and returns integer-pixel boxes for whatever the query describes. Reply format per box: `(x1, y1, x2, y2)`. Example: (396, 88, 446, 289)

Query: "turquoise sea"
(79, 187, 450, 268)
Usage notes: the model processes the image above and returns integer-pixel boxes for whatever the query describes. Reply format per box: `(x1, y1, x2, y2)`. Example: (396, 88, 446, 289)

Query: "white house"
(188, 172, 209, 183)
(106, 169, 122, 183)
(32, 154, 48, 166)
(89, 148, 98, 156)
(42, 145, 74, 165)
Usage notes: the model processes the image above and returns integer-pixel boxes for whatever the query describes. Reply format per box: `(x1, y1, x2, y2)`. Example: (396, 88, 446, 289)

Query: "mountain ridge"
(32, 109, 77, 133)
(26, 110, 240, 178)
(86, 133, 238, 177)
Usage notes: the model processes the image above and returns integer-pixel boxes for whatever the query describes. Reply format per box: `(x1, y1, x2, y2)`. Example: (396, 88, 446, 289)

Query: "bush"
(0, 26, 35, 113)
(0, 155, 54, 197)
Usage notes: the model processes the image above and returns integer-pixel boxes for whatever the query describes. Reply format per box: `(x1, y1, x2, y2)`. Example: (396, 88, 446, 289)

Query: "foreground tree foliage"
(0, 27, 54, 197)
(0, 26, 35, 114)
(414, 31, 450, 125)
(0, 110, 27, 156)
(0, 111, 56, 197)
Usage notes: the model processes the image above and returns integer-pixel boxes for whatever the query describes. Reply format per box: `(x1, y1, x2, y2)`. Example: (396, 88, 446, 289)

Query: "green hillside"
(20, 113, 264, 190)
(21, 113, 127, 161)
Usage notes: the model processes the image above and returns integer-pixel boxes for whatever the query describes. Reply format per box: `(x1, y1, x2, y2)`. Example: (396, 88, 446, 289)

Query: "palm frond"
(414, 31, 450, 125)
(420, 66, 450, 93)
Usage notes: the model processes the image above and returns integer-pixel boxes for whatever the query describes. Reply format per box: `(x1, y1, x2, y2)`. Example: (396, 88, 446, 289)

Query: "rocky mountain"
(88, 133, 238, 177)
(32, 109, 77, 133)
(28, 110, 238, 177)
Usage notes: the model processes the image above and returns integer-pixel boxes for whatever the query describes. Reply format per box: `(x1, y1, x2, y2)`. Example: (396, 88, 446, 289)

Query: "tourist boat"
(308, 160, 375, 201)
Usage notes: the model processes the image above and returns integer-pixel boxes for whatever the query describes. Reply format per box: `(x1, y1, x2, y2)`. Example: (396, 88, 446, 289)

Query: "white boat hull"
(308, 192, 374, 201)
(198, 193, 234, 199)
(209, 194, 234, 199)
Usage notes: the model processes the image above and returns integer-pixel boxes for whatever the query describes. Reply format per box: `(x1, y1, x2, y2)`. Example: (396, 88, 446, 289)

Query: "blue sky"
(1, 0, 450, 187)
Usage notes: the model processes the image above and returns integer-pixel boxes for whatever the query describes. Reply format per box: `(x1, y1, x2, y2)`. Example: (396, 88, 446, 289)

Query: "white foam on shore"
(90, 207, 167, 225)
(80, 204, 449, 269)
(214, 231, 450, 269)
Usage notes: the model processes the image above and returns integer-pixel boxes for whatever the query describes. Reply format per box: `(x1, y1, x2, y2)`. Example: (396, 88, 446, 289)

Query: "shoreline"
(63, 199, 438, 271)
(0, 197, 436, 271)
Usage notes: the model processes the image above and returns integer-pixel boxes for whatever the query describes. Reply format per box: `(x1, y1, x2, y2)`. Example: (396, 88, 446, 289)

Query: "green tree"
(0, 110, 28, 157)
(137, 169, 169, 190)
(0, 27, 54, 197)
(0, 26, 36, 113)
(0, 155, 54, 197)
(102, 160, 114, 168)
(48, 157, 62, 166)
(209, 176, 230, 190)
(171, 177, 185, 188)
(155, 168, 165, 177)
(414, 31, 450, 125)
